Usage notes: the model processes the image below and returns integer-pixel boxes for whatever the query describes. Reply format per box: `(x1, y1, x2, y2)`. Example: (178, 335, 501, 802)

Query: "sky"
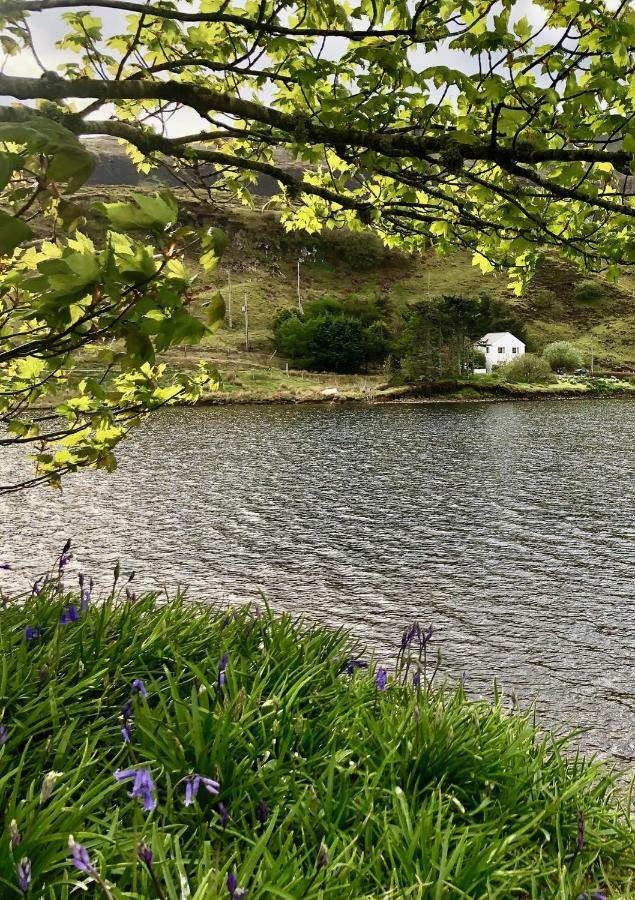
(0, 1, 624, 136)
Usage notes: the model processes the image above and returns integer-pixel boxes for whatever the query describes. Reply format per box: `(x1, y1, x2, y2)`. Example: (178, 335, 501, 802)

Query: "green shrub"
(499, 353, 557, 383)
(574, 280, 604, 304)
(0, 590, 632, 898)
(272, 297, 392, 372)
(542, 341, 583, 372)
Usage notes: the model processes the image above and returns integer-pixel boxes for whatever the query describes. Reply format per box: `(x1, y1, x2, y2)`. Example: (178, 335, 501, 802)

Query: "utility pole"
(297, 259, 304, 314)
(242, 292, 250, 352)
(226, 270, 233, 329)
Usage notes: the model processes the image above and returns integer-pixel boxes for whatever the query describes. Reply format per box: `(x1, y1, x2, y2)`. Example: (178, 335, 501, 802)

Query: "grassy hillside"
(79, 184, 635, 381)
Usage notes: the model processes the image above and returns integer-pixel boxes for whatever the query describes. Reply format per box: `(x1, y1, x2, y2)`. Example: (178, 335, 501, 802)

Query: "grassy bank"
(0, 587, 634, 898)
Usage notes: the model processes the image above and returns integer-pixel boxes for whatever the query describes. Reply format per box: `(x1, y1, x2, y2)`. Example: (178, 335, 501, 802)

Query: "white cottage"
(476, 332, 525, 373)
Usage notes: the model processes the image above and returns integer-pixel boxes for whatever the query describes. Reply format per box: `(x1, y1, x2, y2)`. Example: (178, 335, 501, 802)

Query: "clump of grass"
(0, 581, 633, 898)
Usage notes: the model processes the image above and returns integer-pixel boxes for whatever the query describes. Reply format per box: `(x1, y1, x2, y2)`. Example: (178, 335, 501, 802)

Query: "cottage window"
(498, 346, 504, 354)
(512, 347, 518, 354)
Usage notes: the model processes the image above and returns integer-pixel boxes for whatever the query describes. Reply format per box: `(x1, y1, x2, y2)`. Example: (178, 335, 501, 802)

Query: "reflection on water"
(2, 399, 635, 761)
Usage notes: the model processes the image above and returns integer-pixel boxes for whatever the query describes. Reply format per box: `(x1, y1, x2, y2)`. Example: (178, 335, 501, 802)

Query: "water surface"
(2, 400, 634, 761)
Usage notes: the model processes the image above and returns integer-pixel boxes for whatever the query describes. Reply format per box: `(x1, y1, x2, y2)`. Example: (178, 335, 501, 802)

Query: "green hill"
(80, 183, 635, 381)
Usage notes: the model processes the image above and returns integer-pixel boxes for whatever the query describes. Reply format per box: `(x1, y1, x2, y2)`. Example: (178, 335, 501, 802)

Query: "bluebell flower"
(121, 700, 133, 742)
(80, 588, 90, 612)
(218, 653, 228, 689)
(577, 894, 606, 900)
(576, 810, 585, 850)
(59, 610, 69, 626)
(256, 800, 268, 826)
(217, 802, 229, 827)
(17, 857, 31, 893)
(376, 667, 388, 691)
(227, 871, 238, 897)
(114, 768, 156, 812)
(68, 838, 96, 874)
(138, 842, 153, 867)
(183, 774, 220, 806)
(58, 550, 72, 571)
(10, 820, 20, 850)
(31, 578, 42, 596)
(346, 659, 368, 677)
(0, 724, 8, 746)
(131, 679, 148, 697)
(68, 604, 79, 622)
(25, 625, 42, 642)
(413, 670, 421, 688)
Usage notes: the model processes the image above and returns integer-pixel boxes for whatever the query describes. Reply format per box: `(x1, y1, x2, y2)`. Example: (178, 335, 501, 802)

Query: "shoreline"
(197, 383, 635, 407)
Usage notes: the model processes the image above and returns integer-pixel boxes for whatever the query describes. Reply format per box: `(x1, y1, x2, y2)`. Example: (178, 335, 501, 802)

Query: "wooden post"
(226, 270, 233, 329)
(297, 259, 304, 314)
(242, 292, 249, 351)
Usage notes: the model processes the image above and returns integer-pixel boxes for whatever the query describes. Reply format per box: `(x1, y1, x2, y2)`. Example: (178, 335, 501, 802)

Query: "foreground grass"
(0, 591, 633, 898)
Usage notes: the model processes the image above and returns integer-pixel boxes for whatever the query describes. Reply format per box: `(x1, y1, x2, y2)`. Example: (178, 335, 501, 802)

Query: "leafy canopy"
(2, 0, 635, 485)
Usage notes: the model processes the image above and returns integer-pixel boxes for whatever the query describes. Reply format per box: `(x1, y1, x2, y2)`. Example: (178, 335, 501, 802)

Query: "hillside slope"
(81, 180, 635, 373)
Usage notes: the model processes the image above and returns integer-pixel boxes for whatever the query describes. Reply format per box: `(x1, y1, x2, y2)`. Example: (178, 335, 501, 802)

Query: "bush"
(0, 589, 633, 897)
(500, 353, 557, 383)
(272, 297, 393, 372)
(542, 341, 583, 372)
(574, 280, 604, 304)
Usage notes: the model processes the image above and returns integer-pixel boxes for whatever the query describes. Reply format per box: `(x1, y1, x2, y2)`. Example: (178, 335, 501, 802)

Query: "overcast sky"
(0, 1, 625, 136)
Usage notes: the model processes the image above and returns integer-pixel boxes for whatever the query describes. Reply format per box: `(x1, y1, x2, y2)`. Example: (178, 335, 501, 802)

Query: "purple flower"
(376, 667, 388, 692)
(413, 670, 421, 688)
(346, 659, 368, 677)
(17, 857, 31, 893)
(58, 551, 72, 570)
(131, 679, 148, 698)
(256, 800, 268, 826)
(400, 623, 418, 651)
(68, 604, 79, 622)
(138, 842, 153, 867)
(10, 820, 20, 850)
(69, 839, 96, 874)
(0, 724, 8, 746)
(217, 802, 229, 827)
(59, 610, 69, 625)
(183, 774, 220, 806)
(218, 653, 228, 689)
(80, 589, 90, 611)
(114, 768, 156, 812)
(121, 701, 133, 742)
(227, 871, 238, 897)
(577, 895, 606, 900)
(25, 625, 42, 642)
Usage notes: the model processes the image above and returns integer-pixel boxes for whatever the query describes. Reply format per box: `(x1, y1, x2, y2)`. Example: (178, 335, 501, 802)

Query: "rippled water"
(2, 399, 635, 761)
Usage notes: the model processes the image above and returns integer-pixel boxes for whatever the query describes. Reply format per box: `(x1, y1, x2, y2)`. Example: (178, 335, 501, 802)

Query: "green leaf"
(204, 291, 226, 331)
(0, 210, 33, 254)
(0, 152, 21, 191)
(93, 192, 178, 231)
(47, 144, 96, 192)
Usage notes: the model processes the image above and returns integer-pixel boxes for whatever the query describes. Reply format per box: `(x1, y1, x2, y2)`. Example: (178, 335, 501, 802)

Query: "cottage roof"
(477, 332, 525, 345)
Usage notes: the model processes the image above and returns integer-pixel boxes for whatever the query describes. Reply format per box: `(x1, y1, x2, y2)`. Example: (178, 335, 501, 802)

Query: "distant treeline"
(272, 294, 526, 378)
